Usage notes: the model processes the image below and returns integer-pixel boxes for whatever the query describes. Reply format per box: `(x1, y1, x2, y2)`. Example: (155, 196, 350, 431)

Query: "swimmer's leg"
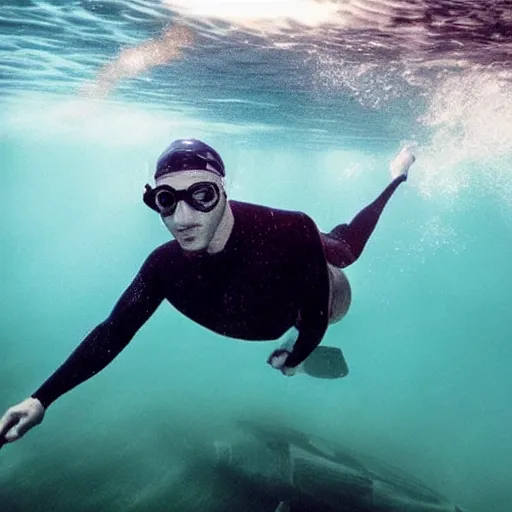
(322, 146, 415, 268)
(309, 178, 404, 379)
(321, 174, 407, 267)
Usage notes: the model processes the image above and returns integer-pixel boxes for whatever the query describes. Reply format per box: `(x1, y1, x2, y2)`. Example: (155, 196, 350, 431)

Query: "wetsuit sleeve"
(31, 250, 166, 409)
(285, 214, 330, 368)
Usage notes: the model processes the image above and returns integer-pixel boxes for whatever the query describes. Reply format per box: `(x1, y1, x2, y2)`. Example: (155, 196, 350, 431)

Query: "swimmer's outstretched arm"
(267, 214, 330, 374)
(0, 251, 166, 447)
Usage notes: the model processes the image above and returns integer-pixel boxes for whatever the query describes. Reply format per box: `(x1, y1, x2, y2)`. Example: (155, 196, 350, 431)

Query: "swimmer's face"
(155, 170, 227, 252)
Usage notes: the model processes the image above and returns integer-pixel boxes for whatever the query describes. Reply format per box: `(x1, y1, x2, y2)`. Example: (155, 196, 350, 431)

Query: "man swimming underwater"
(0, 139, 415, 447)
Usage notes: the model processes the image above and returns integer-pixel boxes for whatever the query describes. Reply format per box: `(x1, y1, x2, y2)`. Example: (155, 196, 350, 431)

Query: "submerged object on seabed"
(209, 420, 469, 512)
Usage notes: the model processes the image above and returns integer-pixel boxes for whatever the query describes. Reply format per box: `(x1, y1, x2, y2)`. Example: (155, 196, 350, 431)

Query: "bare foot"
(390, 146, 416, 180)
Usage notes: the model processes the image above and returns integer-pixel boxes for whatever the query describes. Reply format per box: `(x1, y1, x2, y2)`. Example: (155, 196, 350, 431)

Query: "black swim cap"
(155, 139, 225, 179)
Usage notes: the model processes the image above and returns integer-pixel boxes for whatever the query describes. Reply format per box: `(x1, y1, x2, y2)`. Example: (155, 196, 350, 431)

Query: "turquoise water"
(1, 2, 512, 511)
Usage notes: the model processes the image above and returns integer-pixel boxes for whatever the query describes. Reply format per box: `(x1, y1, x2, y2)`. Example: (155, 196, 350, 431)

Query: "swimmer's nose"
(173, 199, 196, 224)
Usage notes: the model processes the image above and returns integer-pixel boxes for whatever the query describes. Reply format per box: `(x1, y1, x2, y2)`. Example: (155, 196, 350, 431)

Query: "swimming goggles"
(143, 181, 221, 217)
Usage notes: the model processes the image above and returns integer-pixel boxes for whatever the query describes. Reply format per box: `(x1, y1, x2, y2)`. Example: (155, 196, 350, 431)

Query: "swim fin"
(301, 346, 349, 379)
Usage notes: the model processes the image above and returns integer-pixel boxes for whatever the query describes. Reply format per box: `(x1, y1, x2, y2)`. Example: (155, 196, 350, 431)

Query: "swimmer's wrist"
(282, 351, 300, 368)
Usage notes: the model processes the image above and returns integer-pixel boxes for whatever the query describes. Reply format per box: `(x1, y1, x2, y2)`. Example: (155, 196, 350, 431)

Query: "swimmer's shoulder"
(230, 200, 313, 232)
(144, 240, 181, 267)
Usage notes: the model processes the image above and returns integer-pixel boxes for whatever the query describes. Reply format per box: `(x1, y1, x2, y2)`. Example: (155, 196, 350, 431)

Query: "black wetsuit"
(31, 176, 405, 409)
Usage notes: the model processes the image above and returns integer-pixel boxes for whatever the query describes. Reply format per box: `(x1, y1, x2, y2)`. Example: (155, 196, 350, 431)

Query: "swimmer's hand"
(267, 349, 298, 376)
(0, 397, 45, 449)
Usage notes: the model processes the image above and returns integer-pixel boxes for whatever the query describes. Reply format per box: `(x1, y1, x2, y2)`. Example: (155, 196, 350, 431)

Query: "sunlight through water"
(1, 2, 512, 512)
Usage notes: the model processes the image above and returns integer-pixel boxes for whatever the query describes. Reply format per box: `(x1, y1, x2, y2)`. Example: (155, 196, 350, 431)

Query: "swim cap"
(155, 139, 225, 179)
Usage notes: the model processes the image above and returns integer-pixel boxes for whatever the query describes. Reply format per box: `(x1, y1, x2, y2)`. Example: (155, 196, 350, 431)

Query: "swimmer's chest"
(163, 243, 302, 336)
